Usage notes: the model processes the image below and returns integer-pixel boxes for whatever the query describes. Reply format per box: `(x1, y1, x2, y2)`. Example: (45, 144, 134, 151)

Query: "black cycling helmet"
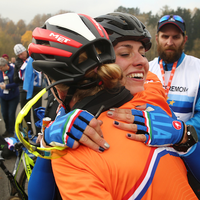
(95, 12, 152, 51)
(28, 13, 115, 84)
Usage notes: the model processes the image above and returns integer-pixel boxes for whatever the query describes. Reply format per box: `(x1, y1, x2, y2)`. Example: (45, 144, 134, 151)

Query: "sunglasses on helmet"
(158, 15, 185, 24)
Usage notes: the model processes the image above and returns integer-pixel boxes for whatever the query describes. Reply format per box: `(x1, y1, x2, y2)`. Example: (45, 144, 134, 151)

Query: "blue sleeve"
(186, 83, 200, 141)
(5, 82, 19, 89)
(28, 157, 55, 200)
(180, 142, 200, 182)
(44, 106, 66, 145)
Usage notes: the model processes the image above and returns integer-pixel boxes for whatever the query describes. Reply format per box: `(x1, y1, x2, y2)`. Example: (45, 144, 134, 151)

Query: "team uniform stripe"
(143, 111, 151, 144)
(122, 148, 156, 200)
(123, 147, 177, 200)
(169, 105, 193, 113)
(99, 23, 109, 39)
(63, 109, 82, 144)
(29, 43, 72, 58)
(79, 13, 106, 38)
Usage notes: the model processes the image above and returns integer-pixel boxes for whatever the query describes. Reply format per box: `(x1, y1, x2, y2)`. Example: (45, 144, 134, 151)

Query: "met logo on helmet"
(49, 33, 71, 44)
(32, 27, 82, 48)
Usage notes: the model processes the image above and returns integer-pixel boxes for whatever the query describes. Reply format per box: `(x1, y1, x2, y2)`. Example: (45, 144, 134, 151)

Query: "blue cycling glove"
(132, 104, 185, 146)
(44, 109, 94, 148)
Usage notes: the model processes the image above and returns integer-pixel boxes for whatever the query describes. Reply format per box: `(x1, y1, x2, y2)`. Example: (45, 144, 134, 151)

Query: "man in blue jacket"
(0, 57, 19, 137)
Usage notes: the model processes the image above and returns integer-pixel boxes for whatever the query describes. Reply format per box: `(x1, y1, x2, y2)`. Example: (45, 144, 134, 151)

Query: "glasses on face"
(159, 15, 185, 24)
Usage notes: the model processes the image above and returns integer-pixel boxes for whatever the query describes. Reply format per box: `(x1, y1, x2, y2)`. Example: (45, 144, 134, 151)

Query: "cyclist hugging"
(16, 12, 200, 200)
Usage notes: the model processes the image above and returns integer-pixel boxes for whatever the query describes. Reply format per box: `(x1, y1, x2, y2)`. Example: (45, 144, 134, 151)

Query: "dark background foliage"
(1, 6, 200, 61)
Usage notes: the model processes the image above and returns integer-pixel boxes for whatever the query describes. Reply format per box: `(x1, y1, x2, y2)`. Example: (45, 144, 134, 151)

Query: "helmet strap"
(63, 86, 77, 113)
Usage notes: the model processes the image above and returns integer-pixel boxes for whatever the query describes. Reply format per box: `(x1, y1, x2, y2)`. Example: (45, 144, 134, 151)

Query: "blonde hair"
(54, 49, 124, 103)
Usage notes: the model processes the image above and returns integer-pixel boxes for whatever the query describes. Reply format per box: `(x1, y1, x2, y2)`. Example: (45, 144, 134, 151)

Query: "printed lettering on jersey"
(149, 112, 172, 139)
(163, 85, 189, 92)
(169, 85, 189, 92)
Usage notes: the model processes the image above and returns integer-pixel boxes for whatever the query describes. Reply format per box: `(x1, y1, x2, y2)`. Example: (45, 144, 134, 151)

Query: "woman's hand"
(106, 105, 147, 142)
(107, 104, 187, 146)
(72, 117, 109, 152)
(0, 83, 6, 90)
(44, 109, 110, 153)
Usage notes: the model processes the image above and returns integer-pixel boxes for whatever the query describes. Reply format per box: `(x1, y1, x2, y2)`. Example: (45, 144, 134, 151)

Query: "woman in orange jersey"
(96, 13, 200, 198)
(27, 13, 198, 199)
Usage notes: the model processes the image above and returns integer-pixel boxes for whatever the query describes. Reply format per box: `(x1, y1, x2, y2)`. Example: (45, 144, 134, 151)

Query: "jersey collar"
(158, 52, 185, 71)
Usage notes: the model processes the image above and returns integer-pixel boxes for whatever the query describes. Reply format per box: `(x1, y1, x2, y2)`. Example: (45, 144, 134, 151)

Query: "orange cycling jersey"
(52, 71, 197, 200)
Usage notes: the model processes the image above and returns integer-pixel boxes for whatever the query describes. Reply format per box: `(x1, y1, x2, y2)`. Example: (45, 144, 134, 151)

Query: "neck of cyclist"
(56, 89, 76, 109)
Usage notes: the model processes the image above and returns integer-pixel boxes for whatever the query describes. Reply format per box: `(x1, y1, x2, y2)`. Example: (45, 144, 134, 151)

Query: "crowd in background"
(0, 44, 46, 138)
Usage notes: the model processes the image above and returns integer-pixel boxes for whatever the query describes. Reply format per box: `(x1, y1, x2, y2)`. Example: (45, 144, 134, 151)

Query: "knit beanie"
(14, 44, 26, 56)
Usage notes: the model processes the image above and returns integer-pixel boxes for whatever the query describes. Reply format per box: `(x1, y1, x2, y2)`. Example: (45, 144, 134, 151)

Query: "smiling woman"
(114, 40, 149, 95)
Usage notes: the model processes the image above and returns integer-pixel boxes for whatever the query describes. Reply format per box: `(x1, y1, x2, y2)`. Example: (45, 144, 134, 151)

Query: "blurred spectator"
(2, 54, 15, 67)
(10, 57, 16, 68)
(2, 54, 9, 63)
(13, 44, 43, 135)
(0, 57, 19, 137)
